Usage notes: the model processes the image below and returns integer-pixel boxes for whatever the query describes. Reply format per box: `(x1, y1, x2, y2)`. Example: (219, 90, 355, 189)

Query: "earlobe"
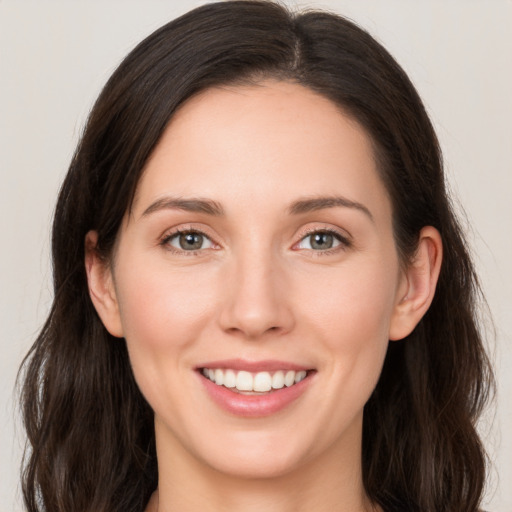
(389, 226, 443, 341)
(84, 231, 124, 338)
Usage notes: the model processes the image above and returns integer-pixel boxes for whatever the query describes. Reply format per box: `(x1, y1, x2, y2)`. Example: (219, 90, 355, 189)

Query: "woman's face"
(101, 81, 410, 478)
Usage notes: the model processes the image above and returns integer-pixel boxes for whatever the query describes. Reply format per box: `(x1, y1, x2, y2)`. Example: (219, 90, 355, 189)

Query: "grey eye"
(310, 232, 334, 250)
(297, 231, 342, 250)
(168, 232, 213, 251)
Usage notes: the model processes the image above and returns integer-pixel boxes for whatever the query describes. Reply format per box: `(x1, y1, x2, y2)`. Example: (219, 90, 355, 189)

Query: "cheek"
(291, 261, 397, 448)
(112, 255, 225, 423)
(112, 253, 222, 387)
(298, 257, 398, 394)
(301, 258, 398, 341)
(116, 257, 215, 339)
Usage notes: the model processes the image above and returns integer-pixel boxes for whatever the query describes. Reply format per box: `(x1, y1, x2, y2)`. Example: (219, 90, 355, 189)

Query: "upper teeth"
(202, 368, 308, 392)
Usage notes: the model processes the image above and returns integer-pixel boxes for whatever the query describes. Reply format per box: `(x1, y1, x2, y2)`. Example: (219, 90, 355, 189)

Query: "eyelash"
(159, 227, 351, 256)
(294, 228, 352, 256)
(159, 228, 216, 256)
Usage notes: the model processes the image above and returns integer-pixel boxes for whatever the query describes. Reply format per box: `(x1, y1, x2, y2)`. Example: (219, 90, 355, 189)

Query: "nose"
(218, 250, 295, 340)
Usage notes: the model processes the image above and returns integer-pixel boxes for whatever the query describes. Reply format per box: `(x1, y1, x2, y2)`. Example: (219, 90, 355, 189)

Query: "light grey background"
(1, 1, 510, 511)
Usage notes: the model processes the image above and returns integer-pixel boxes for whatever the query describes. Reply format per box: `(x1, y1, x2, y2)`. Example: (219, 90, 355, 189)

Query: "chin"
(192, 428, 318, 480)
(205, 450, 304, 480)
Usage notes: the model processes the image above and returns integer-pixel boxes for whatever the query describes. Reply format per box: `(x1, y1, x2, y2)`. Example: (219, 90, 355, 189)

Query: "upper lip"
(196, 358, 312, 372)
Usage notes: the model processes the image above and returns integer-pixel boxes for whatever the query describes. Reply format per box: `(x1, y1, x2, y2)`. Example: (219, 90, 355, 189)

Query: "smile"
(197, 362, 316, 417)
(201, 368, 308, 393)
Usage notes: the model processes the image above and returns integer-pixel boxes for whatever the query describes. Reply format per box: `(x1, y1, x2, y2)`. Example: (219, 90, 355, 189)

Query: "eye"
(295, 230, 348, 251)
(164, 230, 214, 252)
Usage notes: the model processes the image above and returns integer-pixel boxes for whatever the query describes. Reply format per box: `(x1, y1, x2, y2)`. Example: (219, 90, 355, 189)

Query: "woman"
(18, 1, 494, 511)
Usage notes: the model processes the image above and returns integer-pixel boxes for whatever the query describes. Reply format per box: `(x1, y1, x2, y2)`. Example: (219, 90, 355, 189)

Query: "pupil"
(179, 232, 203, 250)
(311, 232, 333, 250)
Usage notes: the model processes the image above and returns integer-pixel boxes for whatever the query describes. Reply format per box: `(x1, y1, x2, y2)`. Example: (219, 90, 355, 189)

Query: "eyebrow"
(141, 197, 225, 217)
(288, 196, 374, 222)
(140, 194, 373, 222)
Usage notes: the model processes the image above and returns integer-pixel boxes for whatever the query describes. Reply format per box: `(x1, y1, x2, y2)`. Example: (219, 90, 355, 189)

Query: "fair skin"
(86, 80, 442, 512)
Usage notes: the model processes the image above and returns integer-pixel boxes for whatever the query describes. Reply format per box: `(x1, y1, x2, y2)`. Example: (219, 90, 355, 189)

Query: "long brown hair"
(19, 2, 494, 511)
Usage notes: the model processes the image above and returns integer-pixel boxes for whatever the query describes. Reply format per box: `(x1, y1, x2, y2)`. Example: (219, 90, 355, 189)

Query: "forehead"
(132, 80, 391, 221)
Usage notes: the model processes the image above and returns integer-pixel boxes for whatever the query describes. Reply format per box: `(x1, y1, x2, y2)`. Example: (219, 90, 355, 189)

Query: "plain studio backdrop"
(1, 1, 510, 511)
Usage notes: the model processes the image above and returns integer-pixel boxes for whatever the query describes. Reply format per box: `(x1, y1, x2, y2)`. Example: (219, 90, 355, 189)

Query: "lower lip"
(198, 372, 314, 418)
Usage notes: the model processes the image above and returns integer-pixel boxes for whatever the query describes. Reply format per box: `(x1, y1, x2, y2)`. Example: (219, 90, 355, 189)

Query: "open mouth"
(199, 368, 314, 394)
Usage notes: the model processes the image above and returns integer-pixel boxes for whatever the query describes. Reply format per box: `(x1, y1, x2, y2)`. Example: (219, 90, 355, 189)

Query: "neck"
(148, 477, 378, 512)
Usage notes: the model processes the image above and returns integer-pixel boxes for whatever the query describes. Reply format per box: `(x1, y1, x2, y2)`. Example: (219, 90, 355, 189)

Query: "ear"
(84, 231, 124, 337)
(389, 226, 443, 341)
